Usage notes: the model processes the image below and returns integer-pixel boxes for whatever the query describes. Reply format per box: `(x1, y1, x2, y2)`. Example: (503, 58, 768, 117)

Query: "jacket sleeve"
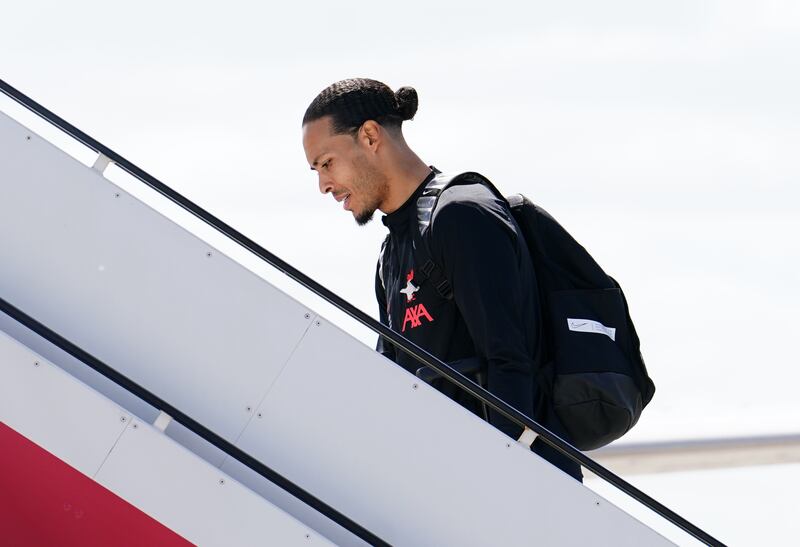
(429, 198, 535, 439)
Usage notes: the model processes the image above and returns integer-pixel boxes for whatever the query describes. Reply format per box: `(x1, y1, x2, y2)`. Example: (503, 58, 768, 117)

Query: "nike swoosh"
(570, 322, 588, 328)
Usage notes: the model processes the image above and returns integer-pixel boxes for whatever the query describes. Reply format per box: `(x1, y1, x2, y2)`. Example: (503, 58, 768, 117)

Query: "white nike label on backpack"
(567, 318, 616, 341)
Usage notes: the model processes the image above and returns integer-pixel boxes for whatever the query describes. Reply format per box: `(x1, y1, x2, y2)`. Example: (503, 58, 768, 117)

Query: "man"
(302, 78, 581, 481)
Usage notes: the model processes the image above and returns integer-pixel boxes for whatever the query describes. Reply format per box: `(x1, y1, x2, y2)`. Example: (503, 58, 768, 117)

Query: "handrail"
(0, 79, 724, 547)
(0, 296, 388, 546)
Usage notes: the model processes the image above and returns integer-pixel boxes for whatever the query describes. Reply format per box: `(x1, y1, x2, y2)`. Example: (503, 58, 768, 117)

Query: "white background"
(2, 1, 798, 544)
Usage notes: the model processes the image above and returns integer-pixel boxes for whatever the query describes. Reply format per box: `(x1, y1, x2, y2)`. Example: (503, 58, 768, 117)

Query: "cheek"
(351, 177, 373, 205)
(331, 161, 355, 188)
(349, 157, 375, 193)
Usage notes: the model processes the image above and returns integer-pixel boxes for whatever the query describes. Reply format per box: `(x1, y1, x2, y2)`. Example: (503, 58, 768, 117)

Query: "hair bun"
(394, 86, 418, 121)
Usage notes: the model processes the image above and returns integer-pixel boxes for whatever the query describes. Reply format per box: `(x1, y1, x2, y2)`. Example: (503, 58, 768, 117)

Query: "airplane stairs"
(0, 80, 721, 546)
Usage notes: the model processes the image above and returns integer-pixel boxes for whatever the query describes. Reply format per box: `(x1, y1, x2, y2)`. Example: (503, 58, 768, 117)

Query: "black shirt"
(375, 169, 539, 439)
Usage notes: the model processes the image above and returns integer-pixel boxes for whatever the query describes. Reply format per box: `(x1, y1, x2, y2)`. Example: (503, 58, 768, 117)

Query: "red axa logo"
(402, 303, 434, 332)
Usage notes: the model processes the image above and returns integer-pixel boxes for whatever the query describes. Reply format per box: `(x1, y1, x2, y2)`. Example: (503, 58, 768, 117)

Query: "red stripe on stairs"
(0, 421, 194, 546)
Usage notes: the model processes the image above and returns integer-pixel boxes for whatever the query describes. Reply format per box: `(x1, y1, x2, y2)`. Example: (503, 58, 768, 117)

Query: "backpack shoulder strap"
(416, 171, 505, 234)
(411, 172, 455, 299)
(412, 171, 504, 299)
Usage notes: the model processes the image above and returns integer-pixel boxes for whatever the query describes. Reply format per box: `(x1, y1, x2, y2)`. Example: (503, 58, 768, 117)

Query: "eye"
(321, 159, 331, 170)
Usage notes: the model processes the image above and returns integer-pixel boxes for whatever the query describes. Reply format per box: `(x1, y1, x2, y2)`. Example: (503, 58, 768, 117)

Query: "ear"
(358, 120, 382, 153)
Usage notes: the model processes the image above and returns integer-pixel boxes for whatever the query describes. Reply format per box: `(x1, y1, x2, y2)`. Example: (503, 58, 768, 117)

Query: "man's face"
(303, 116, 388, 225)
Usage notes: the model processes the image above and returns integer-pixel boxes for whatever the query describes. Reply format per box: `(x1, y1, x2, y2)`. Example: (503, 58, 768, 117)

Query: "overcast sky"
(2, 1, 799, 543)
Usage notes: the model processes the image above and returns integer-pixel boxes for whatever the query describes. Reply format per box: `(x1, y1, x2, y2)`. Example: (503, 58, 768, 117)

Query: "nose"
(318, 172, 334, 195)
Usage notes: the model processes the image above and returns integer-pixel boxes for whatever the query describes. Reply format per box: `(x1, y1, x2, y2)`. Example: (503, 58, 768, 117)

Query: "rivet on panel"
(120, 416, 127, 422)
(412, 384, 418, 390)
(206, 251, 213, 258)
(257, 412, 263, 418)
(25, 135, 31, 141)
(33, 361, 39, 367)
(114, 193, 120, 198)
(219, 479, 225, 485)
(304, 313, 310, 319)
(506, 443, 511, 448)
(315, 320, 321, 326)
(246, 406, 252, 412)
(132, 423, 138, 429)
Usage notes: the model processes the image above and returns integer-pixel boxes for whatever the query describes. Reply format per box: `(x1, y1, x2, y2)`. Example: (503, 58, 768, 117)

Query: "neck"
(379, 152, 431, 214)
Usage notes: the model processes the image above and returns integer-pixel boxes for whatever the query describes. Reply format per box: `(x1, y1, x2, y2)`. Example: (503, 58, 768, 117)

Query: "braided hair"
(302, 78, 418, 135)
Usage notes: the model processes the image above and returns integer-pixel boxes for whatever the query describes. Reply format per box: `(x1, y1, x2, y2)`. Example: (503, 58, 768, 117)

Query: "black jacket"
(375, 169, 539, 439)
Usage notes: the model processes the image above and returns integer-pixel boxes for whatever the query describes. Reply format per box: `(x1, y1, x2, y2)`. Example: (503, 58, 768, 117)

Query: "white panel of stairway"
(0, 330, 332, 546)
(0, 108, 674, 546)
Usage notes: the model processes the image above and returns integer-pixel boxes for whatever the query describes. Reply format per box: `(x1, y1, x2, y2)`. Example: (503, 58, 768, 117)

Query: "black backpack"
(411, 171, 656, 451)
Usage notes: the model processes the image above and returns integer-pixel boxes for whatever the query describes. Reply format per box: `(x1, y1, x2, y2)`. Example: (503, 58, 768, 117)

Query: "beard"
(350, 156, 388, 226)
(355, 208, 375, 226)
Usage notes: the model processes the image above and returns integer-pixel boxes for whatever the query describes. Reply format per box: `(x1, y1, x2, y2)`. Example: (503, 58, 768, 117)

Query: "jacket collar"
(381, 167, 438, 230)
